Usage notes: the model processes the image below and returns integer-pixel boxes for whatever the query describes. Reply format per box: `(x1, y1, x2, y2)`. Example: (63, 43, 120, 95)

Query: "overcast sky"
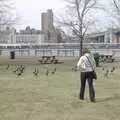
(15, 0, 113, 31)
(15, 0, 65, 30)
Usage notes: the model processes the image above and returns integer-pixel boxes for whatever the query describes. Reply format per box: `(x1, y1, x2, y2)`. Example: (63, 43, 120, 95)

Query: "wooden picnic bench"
(38, 56, 58, 64)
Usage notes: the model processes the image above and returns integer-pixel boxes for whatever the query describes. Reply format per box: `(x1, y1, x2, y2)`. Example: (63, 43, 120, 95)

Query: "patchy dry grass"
(0, 57, 120, 120)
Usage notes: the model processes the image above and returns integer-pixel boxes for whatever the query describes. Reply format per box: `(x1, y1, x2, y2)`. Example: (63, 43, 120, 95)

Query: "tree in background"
(59, 0, 101, 56)
(113, 0, 120, 12)
(109, 0, 120, 26)
(0, 0, 18, 28)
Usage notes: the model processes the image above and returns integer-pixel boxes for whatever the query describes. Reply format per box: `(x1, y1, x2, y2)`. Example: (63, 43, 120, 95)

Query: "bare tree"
(113, 0, 120, 12)
(59, 0, 101, 56)
(111, 0, 120, 26)
(0, 0, 18, 28)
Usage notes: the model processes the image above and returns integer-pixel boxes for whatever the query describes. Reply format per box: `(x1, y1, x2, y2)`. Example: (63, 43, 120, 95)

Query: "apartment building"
(15, 26, 45, 44)
(85, 28, 120, 43)
(0, 26, 45, 44)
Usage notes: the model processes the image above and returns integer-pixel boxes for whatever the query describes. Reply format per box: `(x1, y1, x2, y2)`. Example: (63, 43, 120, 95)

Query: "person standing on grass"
(77, 48, 96, 103)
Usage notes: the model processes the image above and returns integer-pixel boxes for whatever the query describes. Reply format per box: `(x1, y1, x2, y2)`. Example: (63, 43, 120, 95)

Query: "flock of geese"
(5, 64, 57, 78)
(71, 65, 116, 79)
(4, 62, 117, 80)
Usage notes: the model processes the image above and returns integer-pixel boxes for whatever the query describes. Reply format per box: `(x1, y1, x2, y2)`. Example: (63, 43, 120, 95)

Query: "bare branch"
(0, 0, 18, 27)
(113, 0, 120, 10)
(58, 0, 103, 56)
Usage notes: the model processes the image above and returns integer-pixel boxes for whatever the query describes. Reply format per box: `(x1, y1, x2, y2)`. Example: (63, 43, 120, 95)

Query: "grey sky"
(15, 0, 65, 30)
(15, 0, 114, 31)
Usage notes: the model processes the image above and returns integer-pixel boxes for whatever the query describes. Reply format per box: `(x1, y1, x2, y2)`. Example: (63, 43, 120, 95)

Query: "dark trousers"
(79, 71, 95, 101)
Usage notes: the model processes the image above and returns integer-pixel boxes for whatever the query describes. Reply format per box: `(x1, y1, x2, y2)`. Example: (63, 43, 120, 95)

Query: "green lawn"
(0, 57, 120, 120)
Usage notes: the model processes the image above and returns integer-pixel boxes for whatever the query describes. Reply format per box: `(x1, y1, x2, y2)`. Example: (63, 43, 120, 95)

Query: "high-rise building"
(41, 9, 57, 43)
(41, 9, 53, 32)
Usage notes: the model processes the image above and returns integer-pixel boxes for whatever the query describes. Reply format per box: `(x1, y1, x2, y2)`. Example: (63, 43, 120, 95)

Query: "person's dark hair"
(82, 48, 90, 54)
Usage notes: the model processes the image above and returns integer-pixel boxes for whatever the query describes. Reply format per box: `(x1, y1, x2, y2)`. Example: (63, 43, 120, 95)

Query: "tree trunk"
(79, 36, 83, 57)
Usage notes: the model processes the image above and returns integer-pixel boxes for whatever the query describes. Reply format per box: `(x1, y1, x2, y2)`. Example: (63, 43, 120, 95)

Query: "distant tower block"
(41, 9, 57, 43)
(41, 9, 54, 32)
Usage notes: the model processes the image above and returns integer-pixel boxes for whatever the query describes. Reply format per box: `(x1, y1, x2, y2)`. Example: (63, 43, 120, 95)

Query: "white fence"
(0, 48, 120, 58)
(0, 43, 120, 58)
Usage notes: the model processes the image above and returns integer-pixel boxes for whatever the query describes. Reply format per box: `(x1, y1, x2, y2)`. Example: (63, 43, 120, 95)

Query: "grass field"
(0, 57, 120, 120)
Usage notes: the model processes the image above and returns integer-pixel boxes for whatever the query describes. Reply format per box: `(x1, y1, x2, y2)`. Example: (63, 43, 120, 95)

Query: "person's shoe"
(91, 99, 96, 103)
(79, 96, 84, 100)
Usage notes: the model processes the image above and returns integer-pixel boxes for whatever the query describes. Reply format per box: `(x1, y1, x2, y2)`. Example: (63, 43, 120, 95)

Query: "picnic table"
(99, 55, 114, 62)
(38, 56, 58, 64)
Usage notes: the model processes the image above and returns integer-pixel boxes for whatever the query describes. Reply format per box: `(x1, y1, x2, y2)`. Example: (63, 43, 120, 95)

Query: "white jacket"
(77, 53, 96, 72)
